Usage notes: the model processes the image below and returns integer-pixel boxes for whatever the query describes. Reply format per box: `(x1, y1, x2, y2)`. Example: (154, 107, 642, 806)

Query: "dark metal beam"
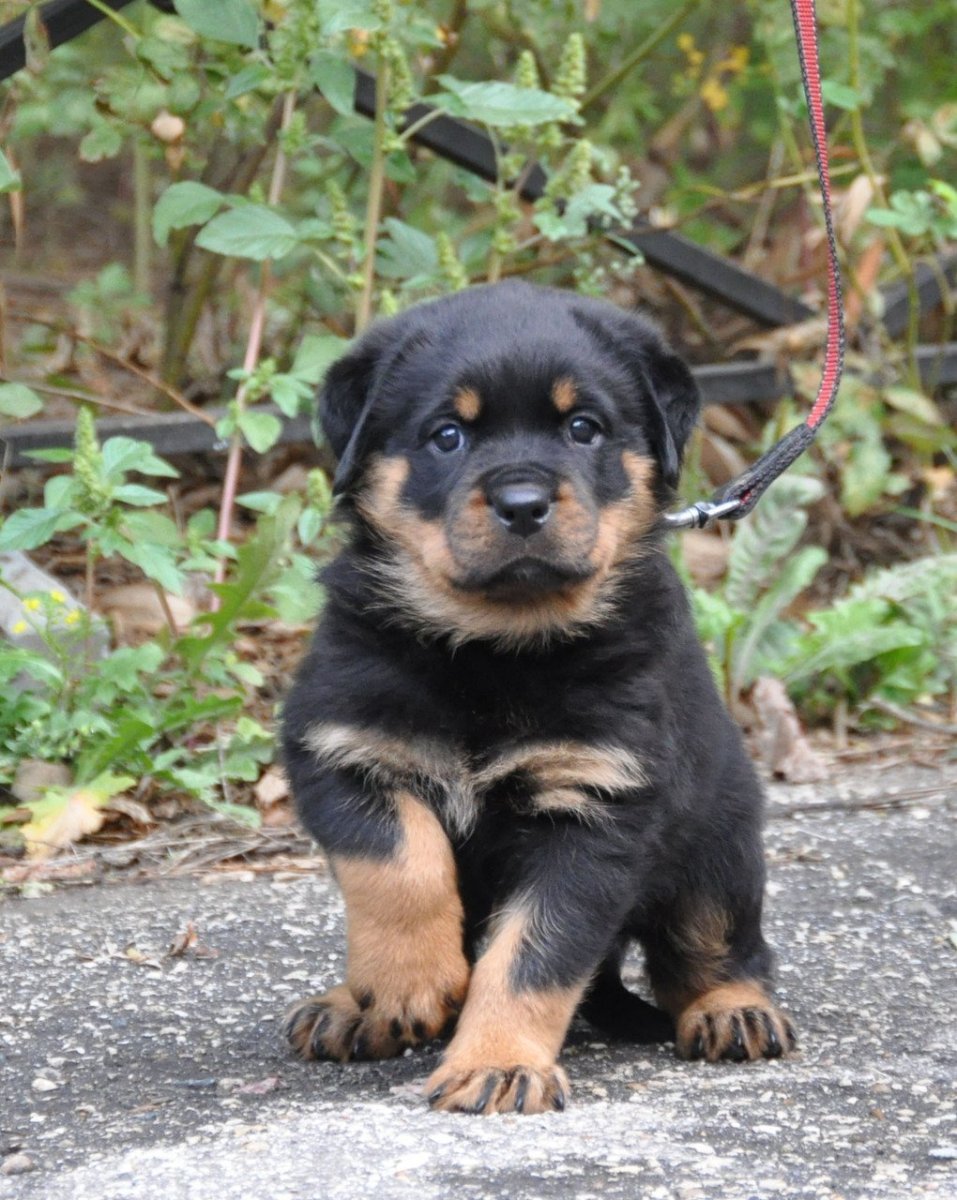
(0, 0, 136, 82)
(880, 252, 957, 340)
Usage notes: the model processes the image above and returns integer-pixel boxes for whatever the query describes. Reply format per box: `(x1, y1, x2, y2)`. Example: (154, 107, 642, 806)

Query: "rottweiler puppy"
(281, 281, 795, 1115)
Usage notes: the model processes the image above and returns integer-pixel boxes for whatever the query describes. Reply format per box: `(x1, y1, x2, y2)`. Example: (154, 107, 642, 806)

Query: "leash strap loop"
(663, 0, 845, 530)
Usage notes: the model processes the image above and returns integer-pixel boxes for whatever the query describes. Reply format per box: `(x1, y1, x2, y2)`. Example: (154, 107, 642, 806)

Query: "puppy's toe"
(426, 1064, 569, 1115)
(283, 983, 464, 1063)
(676, 983, 796, 1063)
(283, 986, 365, 1062)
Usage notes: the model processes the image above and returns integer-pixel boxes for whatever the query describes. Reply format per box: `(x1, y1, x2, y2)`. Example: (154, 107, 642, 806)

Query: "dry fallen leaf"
(752, 677, 829, 783)
(166, 921, 199, 959)
(21, 773, 135, 860)
(254, 768, 289, 809)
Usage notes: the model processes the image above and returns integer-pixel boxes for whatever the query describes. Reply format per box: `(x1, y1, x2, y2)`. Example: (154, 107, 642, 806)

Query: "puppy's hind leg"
(641, 809, 796, 1063)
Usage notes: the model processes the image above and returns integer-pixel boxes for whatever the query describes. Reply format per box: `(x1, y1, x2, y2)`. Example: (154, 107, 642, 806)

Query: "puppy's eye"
(431, 423, 466, 453)
(566, 414, 603, 446)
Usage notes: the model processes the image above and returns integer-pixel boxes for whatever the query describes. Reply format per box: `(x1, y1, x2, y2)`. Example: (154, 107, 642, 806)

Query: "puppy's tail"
(579, 963, 675, 1044)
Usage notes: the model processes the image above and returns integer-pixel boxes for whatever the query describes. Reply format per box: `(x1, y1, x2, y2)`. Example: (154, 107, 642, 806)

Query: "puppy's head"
(320, 281, 698, 647)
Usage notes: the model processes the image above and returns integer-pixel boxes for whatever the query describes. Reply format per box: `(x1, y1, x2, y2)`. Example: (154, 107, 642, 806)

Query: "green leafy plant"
(0, 417, 335, 841)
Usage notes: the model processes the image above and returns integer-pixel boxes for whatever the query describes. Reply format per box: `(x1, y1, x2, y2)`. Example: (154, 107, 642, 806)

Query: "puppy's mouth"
(453, 556, 595, 601)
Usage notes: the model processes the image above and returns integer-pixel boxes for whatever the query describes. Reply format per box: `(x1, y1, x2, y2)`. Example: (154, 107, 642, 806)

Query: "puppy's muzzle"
(485, 470, 557, 539)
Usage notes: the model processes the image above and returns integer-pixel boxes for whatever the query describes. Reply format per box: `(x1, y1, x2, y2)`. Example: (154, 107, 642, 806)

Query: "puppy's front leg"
(427, 821, 632, 1115)
(284, 783, 470, 1062)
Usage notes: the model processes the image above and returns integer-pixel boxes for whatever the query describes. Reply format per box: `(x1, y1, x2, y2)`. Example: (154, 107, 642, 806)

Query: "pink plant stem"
(213, 90, 296, 593)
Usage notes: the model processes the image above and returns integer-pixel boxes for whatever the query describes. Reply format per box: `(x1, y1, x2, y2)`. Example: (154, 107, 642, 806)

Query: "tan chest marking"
(306, 724, 647, 829)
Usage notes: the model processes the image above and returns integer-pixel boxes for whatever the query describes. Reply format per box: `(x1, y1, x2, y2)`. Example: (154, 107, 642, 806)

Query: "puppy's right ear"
(319, 329, 388, 497)
(319, 315, 431, 496)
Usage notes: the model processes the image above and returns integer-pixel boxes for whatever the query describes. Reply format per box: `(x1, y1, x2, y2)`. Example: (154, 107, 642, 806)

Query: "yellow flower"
(700, 76, 729, 112)
(12, 620, 29, 635)
(64, 610, 81, 626)
(24, 597, 41, 612)
(49, 590, 66, 605)
(677, 33, 695, 53)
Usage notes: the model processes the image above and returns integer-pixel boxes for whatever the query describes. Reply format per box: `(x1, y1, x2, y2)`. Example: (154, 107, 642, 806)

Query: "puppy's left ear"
(639, 342, 700, 490)
(571, 303, 699, 490)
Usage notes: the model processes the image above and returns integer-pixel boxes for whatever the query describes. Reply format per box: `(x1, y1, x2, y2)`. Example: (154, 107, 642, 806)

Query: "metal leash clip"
(661, 498, 742, 531)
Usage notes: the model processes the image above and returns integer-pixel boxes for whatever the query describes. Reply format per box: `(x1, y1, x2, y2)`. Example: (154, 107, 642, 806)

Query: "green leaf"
(225, 62, 272, 100)
(153, 181, 225, 247)
(316, 0, 383, 37)
(196, 205, 301, 261)
(172, 0, 260, 47)
(821, 81, 864, 111)
(0, 382, 43, 420)
(882, 386, 944, 426)
(0, 148, 21, 195)
(112, 483, 168, 507)
(269, 374, 312, 417)
(117, 540, 186, 595)
(237, 409, 283, 453)
(433, 77, 578, 127)
(730, 546, 827, 693)
(102, 437, 179, 480)
(310, 51, 356, 116)
(534, 184, 621, 240)
(136, 34, 190, 80)
(236, 491, 283, 514)
(376, 218, 438, 280)
(79, 121, 122, 163)
(292, 334, 350, 384)
(23, 448, 75, 463)
(725, 475, 825, 610)
(0, 508, 83, 552)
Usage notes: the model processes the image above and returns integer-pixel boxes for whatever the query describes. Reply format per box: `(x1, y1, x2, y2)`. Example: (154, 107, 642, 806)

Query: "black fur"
(282, 281, 785, 1080)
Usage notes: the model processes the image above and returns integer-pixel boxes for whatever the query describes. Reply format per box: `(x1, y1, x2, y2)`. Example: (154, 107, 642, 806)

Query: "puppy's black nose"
(487, 480, 553, 537)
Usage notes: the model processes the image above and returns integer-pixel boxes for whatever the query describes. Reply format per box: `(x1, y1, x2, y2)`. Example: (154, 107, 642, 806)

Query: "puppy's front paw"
(283, 982, 464, 1062)
(426, 1064, 569, 1115)
(676, 982, 796, 1062)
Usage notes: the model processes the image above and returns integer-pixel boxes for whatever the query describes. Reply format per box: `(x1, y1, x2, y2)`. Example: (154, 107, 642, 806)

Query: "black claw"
(762, 1012, 782, 1058)
(551, 1085, 566, 1112)
(689, 1030, 705, 1060)
(390, 1018, 403, 1041)
(725, 1016, 748, 1062)
(466, 1073, 500, 1115)
(513, 1071, 529, 1114)
(785, 1022, 798, 1051)
(308, 1014, 332, 1057)
(428, 1084, 447, 1106)
(351, 1034, 368, 1061)
(412, 1020, 427, 1042)
(444, 992, 463, 1015)
(356, 990, 374, 1011)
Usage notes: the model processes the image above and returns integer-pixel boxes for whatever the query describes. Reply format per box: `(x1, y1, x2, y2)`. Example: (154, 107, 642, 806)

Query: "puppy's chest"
(304, 717, 649, 836)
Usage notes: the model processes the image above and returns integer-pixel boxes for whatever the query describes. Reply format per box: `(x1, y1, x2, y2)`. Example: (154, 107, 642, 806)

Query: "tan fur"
(453, 387, 482, 422)
(334, 791, 468, 1013)
(285, 790, 470, 1061)
(358, 455, 645, 649)
(653, 903, 733, 1014)
(426, 906, 584, 1113)
(673, 981, 795, 1062)
(551, 377, 577, 413)
(477, 741, 647, 792)
(305, 726, 646, 834)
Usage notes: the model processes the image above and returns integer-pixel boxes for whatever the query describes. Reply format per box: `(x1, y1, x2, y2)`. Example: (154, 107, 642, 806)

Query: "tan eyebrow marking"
(551, 377, 577, 414)
(453, 387, 482, 422)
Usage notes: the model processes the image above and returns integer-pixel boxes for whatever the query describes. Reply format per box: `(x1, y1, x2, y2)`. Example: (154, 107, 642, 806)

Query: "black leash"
(663, 0, 846, 530)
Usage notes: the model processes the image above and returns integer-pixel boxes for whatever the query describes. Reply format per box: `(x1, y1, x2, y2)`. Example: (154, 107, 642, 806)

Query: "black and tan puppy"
(281, 281, 794, 1115)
